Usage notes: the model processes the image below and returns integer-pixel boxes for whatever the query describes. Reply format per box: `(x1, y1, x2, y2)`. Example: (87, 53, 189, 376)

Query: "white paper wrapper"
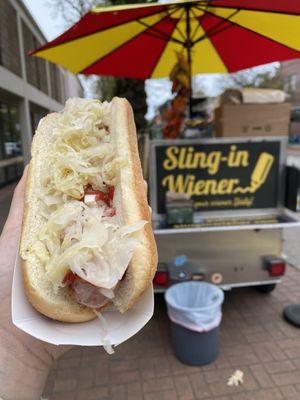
(12, 255, 154, 346)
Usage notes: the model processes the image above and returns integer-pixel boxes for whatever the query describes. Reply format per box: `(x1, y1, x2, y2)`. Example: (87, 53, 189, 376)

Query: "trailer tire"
(256, 284, 277, 293)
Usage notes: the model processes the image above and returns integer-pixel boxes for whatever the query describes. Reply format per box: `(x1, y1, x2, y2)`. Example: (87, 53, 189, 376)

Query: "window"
(0, 101, 23, 185)
(50, 63, 63, 103)
(22, 22, 48, 94)
(30, 103, 48, 134)
(0, 2, 22, 76)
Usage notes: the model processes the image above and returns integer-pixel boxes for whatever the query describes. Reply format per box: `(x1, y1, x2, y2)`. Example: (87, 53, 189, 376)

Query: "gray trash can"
(165, 281, 224, 365)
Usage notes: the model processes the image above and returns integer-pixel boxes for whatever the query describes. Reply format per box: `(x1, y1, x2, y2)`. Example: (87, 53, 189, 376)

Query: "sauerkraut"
(40, 98, 124, 200)
(34, 98, 146, 298)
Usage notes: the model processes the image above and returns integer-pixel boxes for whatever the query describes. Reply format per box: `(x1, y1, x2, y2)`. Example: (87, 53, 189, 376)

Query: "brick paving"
(41, 265, 300, 400)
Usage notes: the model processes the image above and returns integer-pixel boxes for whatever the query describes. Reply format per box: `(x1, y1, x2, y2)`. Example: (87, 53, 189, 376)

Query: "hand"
(0, 166, 69, 400)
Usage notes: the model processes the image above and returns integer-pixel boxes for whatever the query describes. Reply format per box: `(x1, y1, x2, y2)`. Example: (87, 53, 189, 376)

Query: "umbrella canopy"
(32, 0, 300, 81)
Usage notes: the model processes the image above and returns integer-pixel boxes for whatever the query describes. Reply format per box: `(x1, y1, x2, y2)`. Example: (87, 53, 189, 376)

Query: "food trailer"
(149, 136, 300, 292)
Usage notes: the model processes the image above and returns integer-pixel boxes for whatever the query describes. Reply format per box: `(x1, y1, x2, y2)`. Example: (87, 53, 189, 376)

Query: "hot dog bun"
(19, 98, 157, 322)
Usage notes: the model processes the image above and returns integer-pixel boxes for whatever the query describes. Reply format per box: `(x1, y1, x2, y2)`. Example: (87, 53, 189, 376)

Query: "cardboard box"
(215, 103, 291, 137)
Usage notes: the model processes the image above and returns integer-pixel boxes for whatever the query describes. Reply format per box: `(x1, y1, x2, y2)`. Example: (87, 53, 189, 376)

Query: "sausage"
(71, 279, 110, 309)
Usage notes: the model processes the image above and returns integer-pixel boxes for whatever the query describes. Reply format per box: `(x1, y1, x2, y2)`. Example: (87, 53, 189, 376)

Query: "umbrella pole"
(185, 4, 192, 118)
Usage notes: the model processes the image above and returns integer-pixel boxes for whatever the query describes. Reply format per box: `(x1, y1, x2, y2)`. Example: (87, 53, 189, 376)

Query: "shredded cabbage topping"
(40, 98, 124, 199)
(33, 98, 146, 293)
(94, 310, 115, 354)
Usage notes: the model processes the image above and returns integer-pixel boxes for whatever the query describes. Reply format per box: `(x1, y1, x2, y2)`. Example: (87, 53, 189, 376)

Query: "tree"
(47, 0, 149, 132)
(215, 64, 286, 93)
(46, 0, 99, 23)
(97, 76, 147, 131)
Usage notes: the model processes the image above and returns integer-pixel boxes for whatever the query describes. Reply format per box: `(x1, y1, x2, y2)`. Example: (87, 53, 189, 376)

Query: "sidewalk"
(43, 265, 300, 400)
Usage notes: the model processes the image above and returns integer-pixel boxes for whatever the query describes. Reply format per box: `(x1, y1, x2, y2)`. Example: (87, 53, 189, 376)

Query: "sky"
(21, 0, 277, 119)
(22, 0, 65, 40)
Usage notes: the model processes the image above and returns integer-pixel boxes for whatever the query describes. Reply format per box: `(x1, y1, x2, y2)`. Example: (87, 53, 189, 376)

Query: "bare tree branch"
(46, 0, 100, 26)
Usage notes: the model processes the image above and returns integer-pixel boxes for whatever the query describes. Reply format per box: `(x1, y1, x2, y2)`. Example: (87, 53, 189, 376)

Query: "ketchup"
(63, 271, 77, 286)
(84, 184, 114, 206)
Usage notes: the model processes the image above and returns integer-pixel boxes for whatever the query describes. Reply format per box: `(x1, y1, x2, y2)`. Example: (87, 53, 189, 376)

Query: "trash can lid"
(165, 281, 224, 312)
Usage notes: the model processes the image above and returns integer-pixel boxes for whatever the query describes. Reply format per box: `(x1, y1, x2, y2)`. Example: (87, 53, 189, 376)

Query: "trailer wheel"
(256, 284, 277, 293)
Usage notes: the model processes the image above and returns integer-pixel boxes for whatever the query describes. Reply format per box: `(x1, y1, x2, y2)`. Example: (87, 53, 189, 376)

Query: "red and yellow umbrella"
(32, 0, 300, 81)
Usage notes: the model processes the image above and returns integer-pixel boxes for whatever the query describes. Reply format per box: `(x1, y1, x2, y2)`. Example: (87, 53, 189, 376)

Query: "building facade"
(0, 0, 83, 186)
(281, 59, 300, 105)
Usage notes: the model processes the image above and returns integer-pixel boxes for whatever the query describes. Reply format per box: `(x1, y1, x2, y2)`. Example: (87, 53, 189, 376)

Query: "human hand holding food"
(0, 167, 69, 400)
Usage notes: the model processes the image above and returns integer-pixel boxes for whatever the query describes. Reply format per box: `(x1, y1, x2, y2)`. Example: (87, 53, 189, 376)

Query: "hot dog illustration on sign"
(234, 153, 274, 194)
